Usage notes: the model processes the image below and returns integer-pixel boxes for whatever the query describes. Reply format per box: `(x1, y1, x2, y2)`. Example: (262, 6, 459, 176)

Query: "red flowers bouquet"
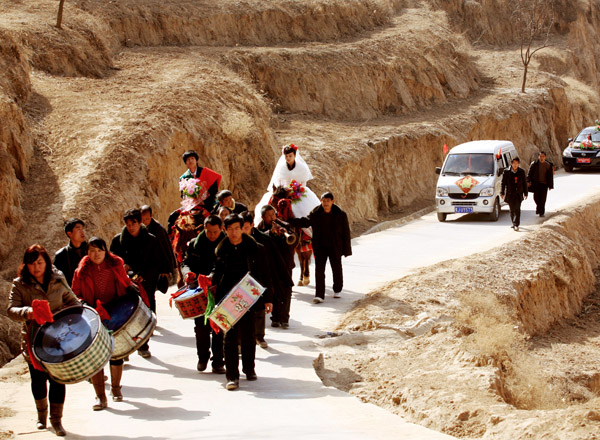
(288, 180, 306, 204)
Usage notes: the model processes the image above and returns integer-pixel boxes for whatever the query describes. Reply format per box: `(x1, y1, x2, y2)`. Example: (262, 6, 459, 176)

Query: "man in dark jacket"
(289, 192, 352, 303)
(180, 215, 226, 374)
(242, 212, 294, 346)
(211, 214, 272, 391)
(501, 157, 528, 231)
(141, 204, 176, 291)
(53, 218, 88, 286)
(110, 208, 167, 358)
(527, 151, 554, 217)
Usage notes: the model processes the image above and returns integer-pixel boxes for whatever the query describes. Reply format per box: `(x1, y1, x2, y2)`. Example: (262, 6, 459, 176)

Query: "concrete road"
(1, 170, 599, 440)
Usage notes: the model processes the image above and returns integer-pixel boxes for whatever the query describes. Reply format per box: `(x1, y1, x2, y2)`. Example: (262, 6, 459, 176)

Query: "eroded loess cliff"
(0, 29, 33, 260)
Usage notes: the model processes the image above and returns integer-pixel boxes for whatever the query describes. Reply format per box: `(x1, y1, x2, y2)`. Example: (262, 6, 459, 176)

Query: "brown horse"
(270, 185, 313, 286)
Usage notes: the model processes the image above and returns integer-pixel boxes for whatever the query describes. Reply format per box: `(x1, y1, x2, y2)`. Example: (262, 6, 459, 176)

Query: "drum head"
(34, 306, 100, 363)
(103, 292, 139, 331)
(176, 287, 203, 301)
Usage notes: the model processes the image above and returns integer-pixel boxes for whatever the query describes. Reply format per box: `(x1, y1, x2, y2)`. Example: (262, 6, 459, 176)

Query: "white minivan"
(435, 140, 518, 222)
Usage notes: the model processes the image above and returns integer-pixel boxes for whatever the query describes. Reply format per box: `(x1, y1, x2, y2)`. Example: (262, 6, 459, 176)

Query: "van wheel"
(489, 198, 500, 222)
(437, 212, 447, 222)
(564, 165, 573, 173)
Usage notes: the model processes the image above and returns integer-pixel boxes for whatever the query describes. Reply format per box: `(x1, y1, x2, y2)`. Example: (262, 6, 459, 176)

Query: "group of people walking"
(7, 144, 352, 435)
(501, 151, 554, 231)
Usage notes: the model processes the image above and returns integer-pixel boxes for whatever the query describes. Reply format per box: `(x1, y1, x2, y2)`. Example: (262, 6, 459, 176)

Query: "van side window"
(502, 153, 511, 168)
(496, 158, 504, 172)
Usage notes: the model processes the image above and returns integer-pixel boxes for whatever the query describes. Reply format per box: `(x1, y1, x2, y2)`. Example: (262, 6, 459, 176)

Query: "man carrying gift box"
(181, 215, 227, 374)
(211, 214, 272, 391)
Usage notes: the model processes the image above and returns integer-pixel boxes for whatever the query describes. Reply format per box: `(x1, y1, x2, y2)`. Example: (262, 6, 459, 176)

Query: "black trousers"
(140, 282, 156, 352)
(255, 309, 265, 339)
(28, 363, 65, 403)
(533, 184, 549, 215)
(272, 286, 292, 324)
(194, 317, 224, 367)
(508, 199, 522, 227)
(315, 249, 343, 299)
(224, 311, 256, 381)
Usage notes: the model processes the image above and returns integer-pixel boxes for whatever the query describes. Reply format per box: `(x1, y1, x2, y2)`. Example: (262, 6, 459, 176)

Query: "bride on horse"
(255, 144, 320, 223)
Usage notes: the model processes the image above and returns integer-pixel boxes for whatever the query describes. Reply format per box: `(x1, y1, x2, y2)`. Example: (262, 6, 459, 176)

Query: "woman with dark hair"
(7, 244, 80, 436)
(71, 237, 135, 411)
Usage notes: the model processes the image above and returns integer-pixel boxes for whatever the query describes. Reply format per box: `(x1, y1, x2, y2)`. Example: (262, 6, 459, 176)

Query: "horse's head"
(273, 184, 291, 200)
(277, 198, 293, 221)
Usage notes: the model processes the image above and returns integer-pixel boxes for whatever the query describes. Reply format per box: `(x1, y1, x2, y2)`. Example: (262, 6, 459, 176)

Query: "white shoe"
(514, 226, 519, 231)
(313, 297, 324, 304)
(333, 291, 341, 298)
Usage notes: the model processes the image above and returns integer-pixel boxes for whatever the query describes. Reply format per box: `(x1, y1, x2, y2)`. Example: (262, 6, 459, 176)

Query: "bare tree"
(511, 0, 555, 93)
(56, 0, 66, 29)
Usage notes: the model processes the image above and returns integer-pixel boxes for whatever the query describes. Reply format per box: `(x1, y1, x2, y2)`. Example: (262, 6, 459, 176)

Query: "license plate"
(577, 158, 591, 164)
(454, 207, 473, 214)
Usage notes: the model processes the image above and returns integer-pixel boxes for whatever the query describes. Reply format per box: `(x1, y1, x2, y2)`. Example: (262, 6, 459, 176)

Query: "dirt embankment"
(78, 0, 402, 47)
(222, 8, 479, 120)
(316, 195, 600, 439)
(0, 29, 33, 261)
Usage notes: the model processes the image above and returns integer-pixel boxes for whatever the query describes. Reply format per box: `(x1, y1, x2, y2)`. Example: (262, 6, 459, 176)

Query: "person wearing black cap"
(179, 150, 222, 212)
(53, 218, 88, 286)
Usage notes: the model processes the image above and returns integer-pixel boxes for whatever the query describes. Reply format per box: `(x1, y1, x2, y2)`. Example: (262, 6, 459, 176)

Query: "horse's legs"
(300, 250, 312, 285)
(294, 247, 304, 285)
(176, 262, 184, 288)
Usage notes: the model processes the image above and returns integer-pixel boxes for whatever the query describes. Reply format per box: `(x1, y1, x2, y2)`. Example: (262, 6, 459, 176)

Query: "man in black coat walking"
(211, 214, 273, 391)
(141, 204, 176, 291)
(289, 192, 352, 303)
(110, 208, 168, 358)
(53, 218, 88, 286)
(181, 215, 226, 374)
(527, 151, 554, 217)
(501, 157, 528, 231)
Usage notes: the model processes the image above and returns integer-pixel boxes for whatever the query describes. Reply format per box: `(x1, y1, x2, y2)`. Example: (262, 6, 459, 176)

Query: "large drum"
(33, 305, 113, 385)
(209, 272, 265, 333)
(103, 292, 156, 360)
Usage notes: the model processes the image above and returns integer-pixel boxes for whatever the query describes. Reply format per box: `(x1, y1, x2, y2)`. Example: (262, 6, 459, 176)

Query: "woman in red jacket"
(71, 237, 135, 410)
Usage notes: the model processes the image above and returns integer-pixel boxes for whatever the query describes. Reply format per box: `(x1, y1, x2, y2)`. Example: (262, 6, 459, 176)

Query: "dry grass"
(456, 290, 563, 410)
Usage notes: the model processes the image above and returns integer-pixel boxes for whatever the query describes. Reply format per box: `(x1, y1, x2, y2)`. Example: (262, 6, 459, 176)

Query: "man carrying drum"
(181, 215, 227, 374)
(7, 245, 80, 436)
(211, 214, 273, 391)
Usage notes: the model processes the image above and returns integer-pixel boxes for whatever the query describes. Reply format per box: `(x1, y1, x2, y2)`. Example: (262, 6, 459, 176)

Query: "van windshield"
(442, 153, 494, 176)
